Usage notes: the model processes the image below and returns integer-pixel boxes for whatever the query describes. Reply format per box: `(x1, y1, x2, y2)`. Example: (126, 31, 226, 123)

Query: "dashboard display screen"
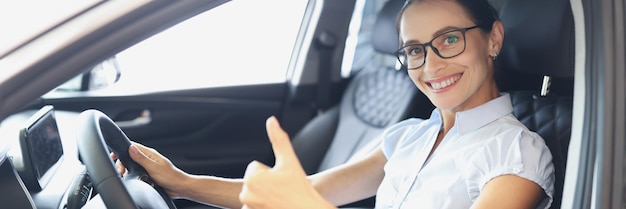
(20, 105, 63, 190)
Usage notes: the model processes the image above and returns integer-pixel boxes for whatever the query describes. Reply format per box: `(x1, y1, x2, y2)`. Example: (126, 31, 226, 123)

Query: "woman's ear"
(489, 20, 504, 55)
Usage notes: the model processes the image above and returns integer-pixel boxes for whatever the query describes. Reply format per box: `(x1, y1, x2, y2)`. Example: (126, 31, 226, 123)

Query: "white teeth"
(430, 75, 461, 90)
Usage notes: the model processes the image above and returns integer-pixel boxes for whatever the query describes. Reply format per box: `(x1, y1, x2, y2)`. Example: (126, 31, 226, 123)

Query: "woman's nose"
(422, 46, 446, 74)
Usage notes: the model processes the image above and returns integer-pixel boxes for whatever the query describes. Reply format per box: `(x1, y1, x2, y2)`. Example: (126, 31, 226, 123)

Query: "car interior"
(291, 1, 432, 207)
(294, 0, 575, 208)
(497, 0, 574, 208)
(0, 0, 579, 208)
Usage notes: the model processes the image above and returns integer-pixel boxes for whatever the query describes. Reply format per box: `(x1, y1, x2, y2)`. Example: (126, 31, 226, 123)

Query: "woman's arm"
(127, 116, 387, 209)
(126, 143, 245, 208)
(309, 148, 387, 206)
(470, 175, 545, 209)
(239, 117, 386, 209)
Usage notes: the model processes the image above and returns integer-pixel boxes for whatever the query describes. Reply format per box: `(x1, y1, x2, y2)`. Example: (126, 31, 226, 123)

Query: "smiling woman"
(0, 0, 623, 209)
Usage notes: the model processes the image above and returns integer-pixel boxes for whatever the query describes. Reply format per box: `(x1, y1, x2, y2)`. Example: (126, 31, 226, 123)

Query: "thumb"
(128, 144, 154, 169)
(265, 116, 301, 169)
(243, 160, 271, 179)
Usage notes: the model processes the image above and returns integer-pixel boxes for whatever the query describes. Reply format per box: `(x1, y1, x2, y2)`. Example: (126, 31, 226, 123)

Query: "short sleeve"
(463, 129, 555, 209)
(380, 118, 425, 159)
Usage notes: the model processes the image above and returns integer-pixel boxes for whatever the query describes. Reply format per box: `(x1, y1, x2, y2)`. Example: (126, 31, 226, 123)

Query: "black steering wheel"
(77, 109, 177, 209)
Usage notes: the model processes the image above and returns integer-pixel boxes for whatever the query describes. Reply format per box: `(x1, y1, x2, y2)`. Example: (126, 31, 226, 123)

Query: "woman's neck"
(440, 85, 500, 135)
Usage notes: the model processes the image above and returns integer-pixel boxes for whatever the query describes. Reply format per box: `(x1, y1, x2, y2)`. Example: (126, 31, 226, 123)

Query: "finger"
(115, 159, 126, 175)
(240, 161, 270, 208)
(128, 144, 158, 170)
(265, 116, 300, 167)
(243, 160, 271, 180)
(131, 141, 154, 153)
(111, 152, 126, 175)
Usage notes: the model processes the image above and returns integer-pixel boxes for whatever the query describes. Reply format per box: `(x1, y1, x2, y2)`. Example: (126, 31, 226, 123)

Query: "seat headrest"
(372, 0, 404, 55)
(498, 0, 575, 77)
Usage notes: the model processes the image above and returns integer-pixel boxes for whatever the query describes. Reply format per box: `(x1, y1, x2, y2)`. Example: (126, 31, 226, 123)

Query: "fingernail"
(129, 145, 138, 155)
(267, 116, 276, 125)
(271, 116, 282, 128)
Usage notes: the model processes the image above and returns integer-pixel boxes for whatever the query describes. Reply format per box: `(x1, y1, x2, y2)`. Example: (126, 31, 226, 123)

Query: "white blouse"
(376, 93, 555, 209)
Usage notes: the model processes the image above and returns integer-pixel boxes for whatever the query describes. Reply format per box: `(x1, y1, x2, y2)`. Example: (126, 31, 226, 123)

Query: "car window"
(108, 0, 308, 92)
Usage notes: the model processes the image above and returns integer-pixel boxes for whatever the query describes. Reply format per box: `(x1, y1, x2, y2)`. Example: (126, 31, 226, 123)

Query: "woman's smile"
(425, 73, 463, 93)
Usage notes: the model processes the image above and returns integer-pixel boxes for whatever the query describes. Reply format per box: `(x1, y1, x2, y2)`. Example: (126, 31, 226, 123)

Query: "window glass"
(112, 0, 308, 92)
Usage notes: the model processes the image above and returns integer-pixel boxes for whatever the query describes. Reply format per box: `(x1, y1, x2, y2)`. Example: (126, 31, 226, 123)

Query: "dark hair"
(398, 0, 500, 33)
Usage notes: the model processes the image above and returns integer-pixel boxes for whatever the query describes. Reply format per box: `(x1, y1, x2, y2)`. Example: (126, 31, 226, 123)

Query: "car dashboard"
(0, 106, 90, 209)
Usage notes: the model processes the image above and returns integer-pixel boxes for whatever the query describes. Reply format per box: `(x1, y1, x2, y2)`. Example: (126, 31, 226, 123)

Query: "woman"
(120, 0, 555, 208)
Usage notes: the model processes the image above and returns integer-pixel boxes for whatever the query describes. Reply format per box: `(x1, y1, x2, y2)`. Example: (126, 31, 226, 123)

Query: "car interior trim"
(340, 0, 367, 78)
(561, 0, 587, 208)
(289, 0, 323, 86)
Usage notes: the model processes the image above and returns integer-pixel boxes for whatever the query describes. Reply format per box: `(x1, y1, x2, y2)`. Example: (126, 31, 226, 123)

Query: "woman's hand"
(239, 116, 336, 209)
(113, 142, 191, 198)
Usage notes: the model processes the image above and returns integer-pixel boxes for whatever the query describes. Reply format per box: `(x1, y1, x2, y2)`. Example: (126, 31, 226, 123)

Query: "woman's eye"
(407, 47, 423, 56)
(443, 34, 459, 45)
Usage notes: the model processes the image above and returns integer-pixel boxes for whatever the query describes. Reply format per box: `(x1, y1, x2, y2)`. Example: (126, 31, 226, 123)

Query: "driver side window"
(56, 0, 308, 94)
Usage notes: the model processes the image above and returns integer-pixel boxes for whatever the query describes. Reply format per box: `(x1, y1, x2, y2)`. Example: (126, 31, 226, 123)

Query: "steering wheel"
(77, 109, 177, 209)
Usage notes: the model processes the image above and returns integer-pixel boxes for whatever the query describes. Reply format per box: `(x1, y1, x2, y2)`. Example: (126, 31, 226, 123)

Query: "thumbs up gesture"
(239, 116, 336, 209)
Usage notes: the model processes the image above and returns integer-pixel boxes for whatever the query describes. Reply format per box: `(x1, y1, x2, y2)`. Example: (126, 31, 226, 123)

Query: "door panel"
(38, 83, 288, 178)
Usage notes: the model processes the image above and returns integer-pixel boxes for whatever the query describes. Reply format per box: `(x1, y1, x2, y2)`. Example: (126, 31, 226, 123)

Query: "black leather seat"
(498, 0, 575, 208)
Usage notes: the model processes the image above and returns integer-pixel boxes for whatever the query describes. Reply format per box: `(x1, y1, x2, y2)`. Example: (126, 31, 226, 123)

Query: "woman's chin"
(429, 96, 466, 112)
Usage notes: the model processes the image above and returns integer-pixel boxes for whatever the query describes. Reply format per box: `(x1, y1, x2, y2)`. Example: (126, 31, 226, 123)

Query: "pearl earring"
(492, 51, 498, 61)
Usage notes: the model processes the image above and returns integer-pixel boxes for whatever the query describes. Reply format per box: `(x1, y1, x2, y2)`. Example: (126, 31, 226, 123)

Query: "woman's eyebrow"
(432, 26, 461, 37)
(401, 25, 463, 46)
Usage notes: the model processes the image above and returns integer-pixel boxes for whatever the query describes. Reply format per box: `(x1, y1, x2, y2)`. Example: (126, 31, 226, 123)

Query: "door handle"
(115, 109, 151, 128)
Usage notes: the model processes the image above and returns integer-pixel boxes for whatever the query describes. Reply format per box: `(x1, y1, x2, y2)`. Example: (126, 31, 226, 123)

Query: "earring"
(492, 51, 498, 61)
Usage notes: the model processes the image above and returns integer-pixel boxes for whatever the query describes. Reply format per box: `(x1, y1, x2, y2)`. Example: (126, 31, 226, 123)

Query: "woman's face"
(399, 0, 500, 112)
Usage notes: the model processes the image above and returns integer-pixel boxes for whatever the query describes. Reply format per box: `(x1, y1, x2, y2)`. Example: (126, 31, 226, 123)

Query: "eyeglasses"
(395, 25, 481, 70)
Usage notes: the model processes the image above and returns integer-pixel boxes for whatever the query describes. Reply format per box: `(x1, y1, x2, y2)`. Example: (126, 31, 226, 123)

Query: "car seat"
(291, 0, 431, 207)
(497, 0, 575, 208)
(291, 0, 426, 176)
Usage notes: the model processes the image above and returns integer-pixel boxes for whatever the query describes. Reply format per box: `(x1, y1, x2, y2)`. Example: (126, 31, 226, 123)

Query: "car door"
(561, 0, 626, 208)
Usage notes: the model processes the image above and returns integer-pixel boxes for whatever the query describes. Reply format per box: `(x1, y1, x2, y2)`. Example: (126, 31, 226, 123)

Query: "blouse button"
(512, 167, 522, 174)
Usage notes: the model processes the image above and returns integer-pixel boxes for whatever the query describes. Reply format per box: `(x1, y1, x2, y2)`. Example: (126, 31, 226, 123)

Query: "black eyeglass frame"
(395, 25, 481, 70)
